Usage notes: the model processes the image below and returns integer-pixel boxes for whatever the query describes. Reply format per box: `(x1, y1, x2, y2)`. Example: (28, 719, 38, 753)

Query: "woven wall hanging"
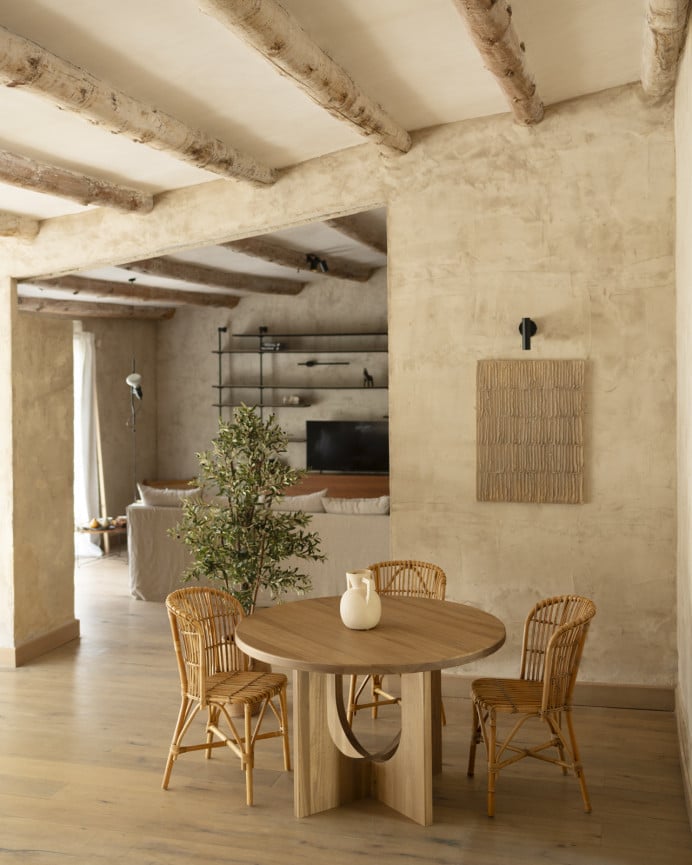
(477, 359, 585, 504)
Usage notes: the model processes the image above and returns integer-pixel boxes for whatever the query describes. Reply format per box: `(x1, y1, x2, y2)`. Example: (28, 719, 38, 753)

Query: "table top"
(235, 596, 506, 675)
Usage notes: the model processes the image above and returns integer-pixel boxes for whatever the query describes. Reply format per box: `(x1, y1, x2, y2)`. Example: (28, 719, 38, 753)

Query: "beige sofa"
(126, 502, 390, 603)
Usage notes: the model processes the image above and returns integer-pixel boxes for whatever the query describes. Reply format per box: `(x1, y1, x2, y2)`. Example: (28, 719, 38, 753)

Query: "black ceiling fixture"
(306, 253, 328, 273)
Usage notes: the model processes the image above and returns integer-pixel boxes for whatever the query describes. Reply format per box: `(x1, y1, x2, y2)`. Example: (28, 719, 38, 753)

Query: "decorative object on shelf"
(282, 394, 303, 406)
(340, 569, 382, 630)
(363, 367, 374, 387)
(477, 359, 585, 504)
(518, 317, 538, 350)
(171, 405, 324, 614)
(297, 359, 350, 366)
(306, 252, 328, 273)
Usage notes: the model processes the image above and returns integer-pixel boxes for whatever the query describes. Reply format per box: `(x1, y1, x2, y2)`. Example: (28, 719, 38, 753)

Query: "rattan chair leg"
(206, 706, 218, 759)
(467, 701, 480, 777)
(279, 686, 291, 771)
(487, 711, 497, 818)
(346, 675, 358, 725)
(244, 703, 254, 806)
(372, 674, 383, 719)
(162, 696, 196, 790)
(566, 710, 591, 813)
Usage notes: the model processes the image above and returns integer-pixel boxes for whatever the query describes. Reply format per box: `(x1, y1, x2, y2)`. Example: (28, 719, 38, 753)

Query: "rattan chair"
(162, 586, 291, 805)
(346, 559, 447, 724)
(467, 594, 596, 817)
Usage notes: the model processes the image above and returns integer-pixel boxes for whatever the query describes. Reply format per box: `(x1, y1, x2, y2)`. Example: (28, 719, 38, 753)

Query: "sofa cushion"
(272, 488, 327, 512)
(137, 483, 201, 507)
(322, 495, 390, 515)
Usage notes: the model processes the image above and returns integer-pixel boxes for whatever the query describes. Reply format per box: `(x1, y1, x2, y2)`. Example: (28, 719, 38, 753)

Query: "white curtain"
(73, 328, 102, 557)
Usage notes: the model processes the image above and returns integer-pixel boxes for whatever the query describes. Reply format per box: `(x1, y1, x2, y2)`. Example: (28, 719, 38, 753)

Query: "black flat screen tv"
(306, 420, 389, 475)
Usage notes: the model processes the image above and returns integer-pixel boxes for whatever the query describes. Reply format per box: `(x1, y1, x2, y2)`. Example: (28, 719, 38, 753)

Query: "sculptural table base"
(292, 669, 442, 826)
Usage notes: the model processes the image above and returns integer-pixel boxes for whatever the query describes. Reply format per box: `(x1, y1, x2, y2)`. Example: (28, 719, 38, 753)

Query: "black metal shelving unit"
(213, 326, 388, 419)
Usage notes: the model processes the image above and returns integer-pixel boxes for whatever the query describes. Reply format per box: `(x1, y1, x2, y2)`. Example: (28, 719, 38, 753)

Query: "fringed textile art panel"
(477, 360, 585, 504)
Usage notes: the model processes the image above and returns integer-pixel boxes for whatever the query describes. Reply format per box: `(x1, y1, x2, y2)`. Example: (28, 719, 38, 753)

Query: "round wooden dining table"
(235, 595, 505, 826)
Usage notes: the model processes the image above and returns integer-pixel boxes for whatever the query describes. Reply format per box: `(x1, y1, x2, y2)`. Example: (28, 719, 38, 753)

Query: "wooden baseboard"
(442, 673, 675, 711)
(676, 689, 692, 831)
(0, 619, 80, 667)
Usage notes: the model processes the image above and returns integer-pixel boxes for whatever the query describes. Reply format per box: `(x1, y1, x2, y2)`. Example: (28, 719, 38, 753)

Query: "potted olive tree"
(172, 405, 324, 614)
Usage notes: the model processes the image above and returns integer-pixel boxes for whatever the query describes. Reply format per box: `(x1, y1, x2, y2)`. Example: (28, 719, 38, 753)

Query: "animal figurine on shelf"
(363, 368, 374, 388)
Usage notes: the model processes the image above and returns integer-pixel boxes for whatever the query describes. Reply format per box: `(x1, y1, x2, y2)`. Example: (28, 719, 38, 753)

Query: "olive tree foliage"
(172, 406, 324, 614)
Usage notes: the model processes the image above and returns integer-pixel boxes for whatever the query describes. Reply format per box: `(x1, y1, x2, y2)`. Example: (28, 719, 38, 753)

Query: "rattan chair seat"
(206, 671, 287, 704)
(470, 678, 545, 716)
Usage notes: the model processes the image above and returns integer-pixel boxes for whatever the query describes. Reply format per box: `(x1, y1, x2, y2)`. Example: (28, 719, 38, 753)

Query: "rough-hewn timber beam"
(0, 25, 275, 185)
(198, 0, 411, 152)
(642, 0, 691, 98)
(451, 0, 544, 125)
(222, 237, 374, 282)
(0, 149, 153, 213)
(122, 256, 305, 295)
(0, 210, 39, 240)
(325, 215, 387, 255)
(25, 274, 241, 308)
(17, 296, 176, 319)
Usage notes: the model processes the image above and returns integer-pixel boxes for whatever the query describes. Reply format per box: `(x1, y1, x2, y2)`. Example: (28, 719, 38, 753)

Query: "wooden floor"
(1, 557, 691, 865)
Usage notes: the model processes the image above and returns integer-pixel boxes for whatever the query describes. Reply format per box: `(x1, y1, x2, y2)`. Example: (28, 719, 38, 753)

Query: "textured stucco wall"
(156, 270, 388, 478)
(12, 308, 75, 645)
(0, 277, 15, 647)
(83, 319, 158, 515)
(385, 84, 676, 683)
(0, 83, 677, 687)
(675, 25, 692, 819)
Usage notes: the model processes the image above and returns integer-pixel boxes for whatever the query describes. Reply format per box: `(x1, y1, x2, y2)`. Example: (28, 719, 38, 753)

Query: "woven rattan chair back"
(346, 560, 447, 725)
(162, 586, 291, 804)
(467, 594, 596, 817)
(370, 559, 446, 600)
(167, 586, 247, 703)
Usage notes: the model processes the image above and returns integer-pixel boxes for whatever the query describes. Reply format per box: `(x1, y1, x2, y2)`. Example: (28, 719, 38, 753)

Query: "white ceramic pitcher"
(339, 569, 382, 630)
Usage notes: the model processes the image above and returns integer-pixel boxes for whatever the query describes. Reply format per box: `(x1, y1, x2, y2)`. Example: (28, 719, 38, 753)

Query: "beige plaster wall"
(0, 277, 16, 648)
(675, 26, 692, 817)
(83, 319, 158, 515)
(12, 307, 75, 647)
(386, 84, 676, 683)
(0, 83, 676, 688)
(156, 270, 388, 478)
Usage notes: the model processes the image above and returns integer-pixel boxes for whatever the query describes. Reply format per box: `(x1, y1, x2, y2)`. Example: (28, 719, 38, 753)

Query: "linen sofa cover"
(126, 503, 390, 602)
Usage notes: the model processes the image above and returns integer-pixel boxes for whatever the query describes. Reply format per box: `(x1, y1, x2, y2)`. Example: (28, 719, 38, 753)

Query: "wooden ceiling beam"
(121, 256, 305, 295)
(25, 274, 241, 308)
(325, 215, 387, 255)
(642, 0, 691, 98)
(0, 149, 153, 213)
(0, 25, 275, 185)
(17, 297, 175, 319)
(451, 0, 544, 125)
(198, 0, 411, 153)
(222, 237, 374, 282)
(0, 210, 39, 240)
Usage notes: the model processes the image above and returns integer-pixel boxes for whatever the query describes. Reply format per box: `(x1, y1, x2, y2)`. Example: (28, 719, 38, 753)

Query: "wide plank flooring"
(0, 557, 690, 864)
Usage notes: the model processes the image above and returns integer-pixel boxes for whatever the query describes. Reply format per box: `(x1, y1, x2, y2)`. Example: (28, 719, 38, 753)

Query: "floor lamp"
(126, 368, 143, 502)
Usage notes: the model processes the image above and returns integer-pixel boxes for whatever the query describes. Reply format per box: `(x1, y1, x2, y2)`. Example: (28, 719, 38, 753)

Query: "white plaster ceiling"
(1, 0, 645, 301)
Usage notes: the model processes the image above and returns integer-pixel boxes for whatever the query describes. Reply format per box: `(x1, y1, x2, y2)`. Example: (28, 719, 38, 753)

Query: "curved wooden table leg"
(293, 670, 370, 818)
(293, 668, 435, 826)
(375, 671, 433, 825)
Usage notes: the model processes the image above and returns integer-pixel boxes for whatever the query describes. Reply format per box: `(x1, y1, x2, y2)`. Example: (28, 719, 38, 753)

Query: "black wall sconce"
(518, 317, 538, 350)
(306, 253, 328, 273)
